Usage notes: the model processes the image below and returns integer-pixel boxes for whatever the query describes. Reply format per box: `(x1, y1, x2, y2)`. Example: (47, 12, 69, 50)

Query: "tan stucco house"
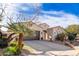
(20, 21, 49, 40)
(8, 21, 65, 41)
(25, 21, 65, 41)
(47, 26, 66, 41)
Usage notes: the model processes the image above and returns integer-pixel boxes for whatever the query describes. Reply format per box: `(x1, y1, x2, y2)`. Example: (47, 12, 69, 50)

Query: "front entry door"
(35, 31, 40, 40)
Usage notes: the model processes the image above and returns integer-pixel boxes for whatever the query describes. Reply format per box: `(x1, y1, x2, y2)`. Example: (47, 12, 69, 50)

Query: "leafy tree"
(58, 26, 77, 42)
(66, 25, 79, 34)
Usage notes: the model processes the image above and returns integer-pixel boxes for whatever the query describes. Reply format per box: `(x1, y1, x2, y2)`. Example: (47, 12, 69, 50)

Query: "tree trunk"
(18, 33, 24, 50)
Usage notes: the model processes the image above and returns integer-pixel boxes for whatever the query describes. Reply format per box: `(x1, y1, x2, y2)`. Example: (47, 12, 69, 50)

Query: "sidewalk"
(22, 45, 79, 56)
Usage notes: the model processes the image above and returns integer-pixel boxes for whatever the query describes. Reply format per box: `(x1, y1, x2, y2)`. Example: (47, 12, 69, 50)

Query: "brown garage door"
(35, 31, 40, 40)
(24, 31, 40, 40)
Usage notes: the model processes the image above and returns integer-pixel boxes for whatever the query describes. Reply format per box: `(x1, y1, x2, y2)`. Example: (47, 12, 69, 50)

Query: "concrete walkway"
(24, 40, 79, 56)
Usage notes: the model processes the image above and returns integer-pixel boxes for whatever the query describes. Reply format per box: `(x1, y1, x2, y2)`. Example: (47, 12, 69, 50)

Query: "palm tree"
(7, 21, 33, 36)
(7, 19, 34, 51)
(3, 4, 40, 51)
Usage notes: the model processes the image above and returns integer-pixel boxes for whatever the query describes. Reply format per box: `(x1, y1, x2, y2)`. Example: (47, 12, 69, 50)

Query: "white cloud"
(0, 3, 19, 25)
(21, 7, 29, 11)
(38, 10, 79, 28)
(0, 3, 79, 28)
(17, 3, 42, 11)
(0, 3, 42, 25)
(1, 27, 8, 31)
(41, 10, 64, 16)
(24, 3, 42, 8)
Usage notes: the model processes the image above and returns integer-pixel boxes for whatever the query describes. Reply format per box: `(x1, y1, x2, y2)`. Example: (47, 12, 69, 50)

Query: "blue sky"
(42, 3, 79, 15)
(1, 3, 79, 29)
(17, 3, 79, 16)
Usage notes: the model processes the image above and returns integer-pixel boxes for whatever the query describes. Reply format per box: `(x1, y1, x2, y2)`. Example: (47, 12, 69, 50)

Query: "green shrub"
(10, 41, 18, 47)
(3, 46, 17, 56)
(3, 41, 21, 56)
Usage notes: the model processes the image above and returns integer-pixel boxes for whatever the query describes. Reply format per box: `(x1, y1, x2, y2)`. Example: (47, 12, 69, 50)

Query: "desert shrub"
(67, 32, 77, 43)
(55, 33, 67, 41)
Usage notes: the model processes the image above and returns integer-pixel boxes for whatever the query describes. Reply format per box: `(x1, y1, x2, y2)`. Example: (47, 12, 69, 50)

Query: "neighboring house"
(47, 26, 66, 41)
(75, 34, 79, 40)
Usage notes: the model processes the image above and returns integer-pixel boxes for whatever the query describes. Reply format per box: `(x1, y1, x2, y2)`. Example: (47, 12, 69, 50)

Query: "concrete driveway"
(24, 40, 79, 56)
(24, 40, 72, 51)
